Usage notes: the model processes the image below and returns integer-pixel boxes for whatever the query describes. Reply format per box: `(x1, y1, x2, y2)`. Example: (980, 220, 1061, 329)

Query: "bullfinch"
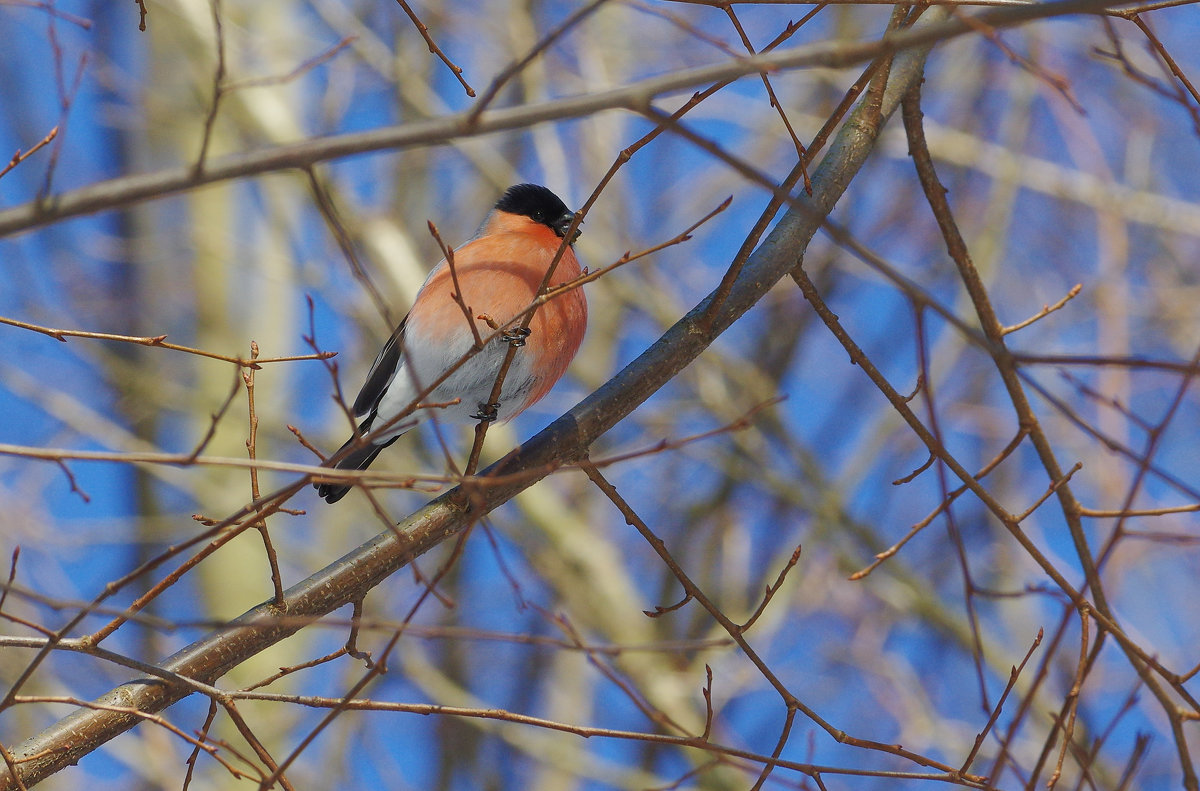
(315, 183, 587, 504)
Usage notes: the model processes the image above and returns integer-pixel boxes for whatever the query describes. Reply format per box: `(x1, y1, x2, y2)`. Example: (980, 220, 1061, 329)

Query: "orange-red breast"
(316, 184, 587, 503)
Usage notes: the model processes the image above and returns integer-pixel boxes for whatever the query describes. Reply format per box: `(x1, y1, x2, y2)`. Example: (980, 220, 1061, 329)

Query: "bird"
(315, 183, 588, 504)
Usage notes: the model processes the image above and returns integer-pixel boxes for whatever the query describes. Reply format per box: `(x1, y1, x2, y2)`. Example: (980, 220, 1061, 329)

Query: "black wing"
(351, 316, 406, 417)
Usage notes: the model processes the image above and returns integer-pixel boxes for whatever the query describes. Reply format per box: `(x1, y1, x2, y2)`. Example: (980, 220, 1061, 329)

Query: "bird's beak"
(555, 213, 582, 242)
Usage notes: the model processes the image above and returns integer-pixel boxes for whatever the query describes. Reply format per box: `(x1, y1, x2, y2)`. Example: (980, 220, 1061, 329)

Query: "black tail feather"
(315, 436, 395, 504)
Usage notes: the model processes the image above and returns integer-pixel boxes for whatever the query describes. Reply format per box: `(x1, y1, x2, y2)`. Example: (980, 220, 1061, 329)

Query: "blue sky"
(2, 2, 1200, 789)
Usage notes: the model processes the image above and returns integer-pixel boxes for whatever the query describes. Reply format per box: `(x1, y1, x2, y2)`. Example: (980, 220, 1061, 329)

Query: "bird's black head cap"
(496, 183, 578, 239)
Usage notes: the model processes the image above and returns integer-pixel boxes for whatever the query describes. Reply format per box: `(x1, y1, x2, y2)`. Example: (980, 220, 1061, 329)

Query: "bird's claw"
(502, 327, 532, 347)
(471, 402, 502, 421)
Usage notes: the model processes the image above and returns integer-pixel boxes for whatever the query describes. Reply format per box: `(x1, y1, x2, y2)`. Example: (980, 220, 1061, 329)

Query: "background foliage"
(1, 0, 1199, 789)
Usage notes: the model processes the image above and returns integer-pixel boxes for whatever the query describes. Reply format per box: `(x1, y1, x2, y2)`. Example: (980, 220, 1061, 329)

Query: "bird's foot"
(502, 327, 531, 347)
(471, 402, 501, 421)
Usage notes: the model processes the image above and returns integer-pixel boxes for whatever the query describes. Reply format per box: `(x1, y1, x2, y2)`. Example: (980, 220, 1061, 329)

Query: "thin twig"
(467, 0, 608, 122)
(953, 8, 1085, 112)
(1047, 609, 1090, 789)
(36, 16, 86, 201)
(180, 700, 217, 791)
(226, 36, 355, 91)
(0, 550, 19, 615)
(194, 0, 227, 174)
(0, 126, 58, 180)
(959, 628, 1043, 773)
(428, 220, 482, 348)
(0, 315, 334, 368)
(243, 342, 286, 606)
(305, 168, 395, 327)
(1001, 283, 1083, 335)
(722, 5, 808, 163)
(738, 545, 802, 632)
(393, 0, 474, 96)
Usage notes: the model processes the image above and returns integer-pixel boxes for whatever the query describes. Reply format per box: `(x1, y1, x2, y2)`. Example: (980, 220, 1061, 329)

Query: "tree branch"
(0, 0, 1129, 239)
(0, 19, 937, 788)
